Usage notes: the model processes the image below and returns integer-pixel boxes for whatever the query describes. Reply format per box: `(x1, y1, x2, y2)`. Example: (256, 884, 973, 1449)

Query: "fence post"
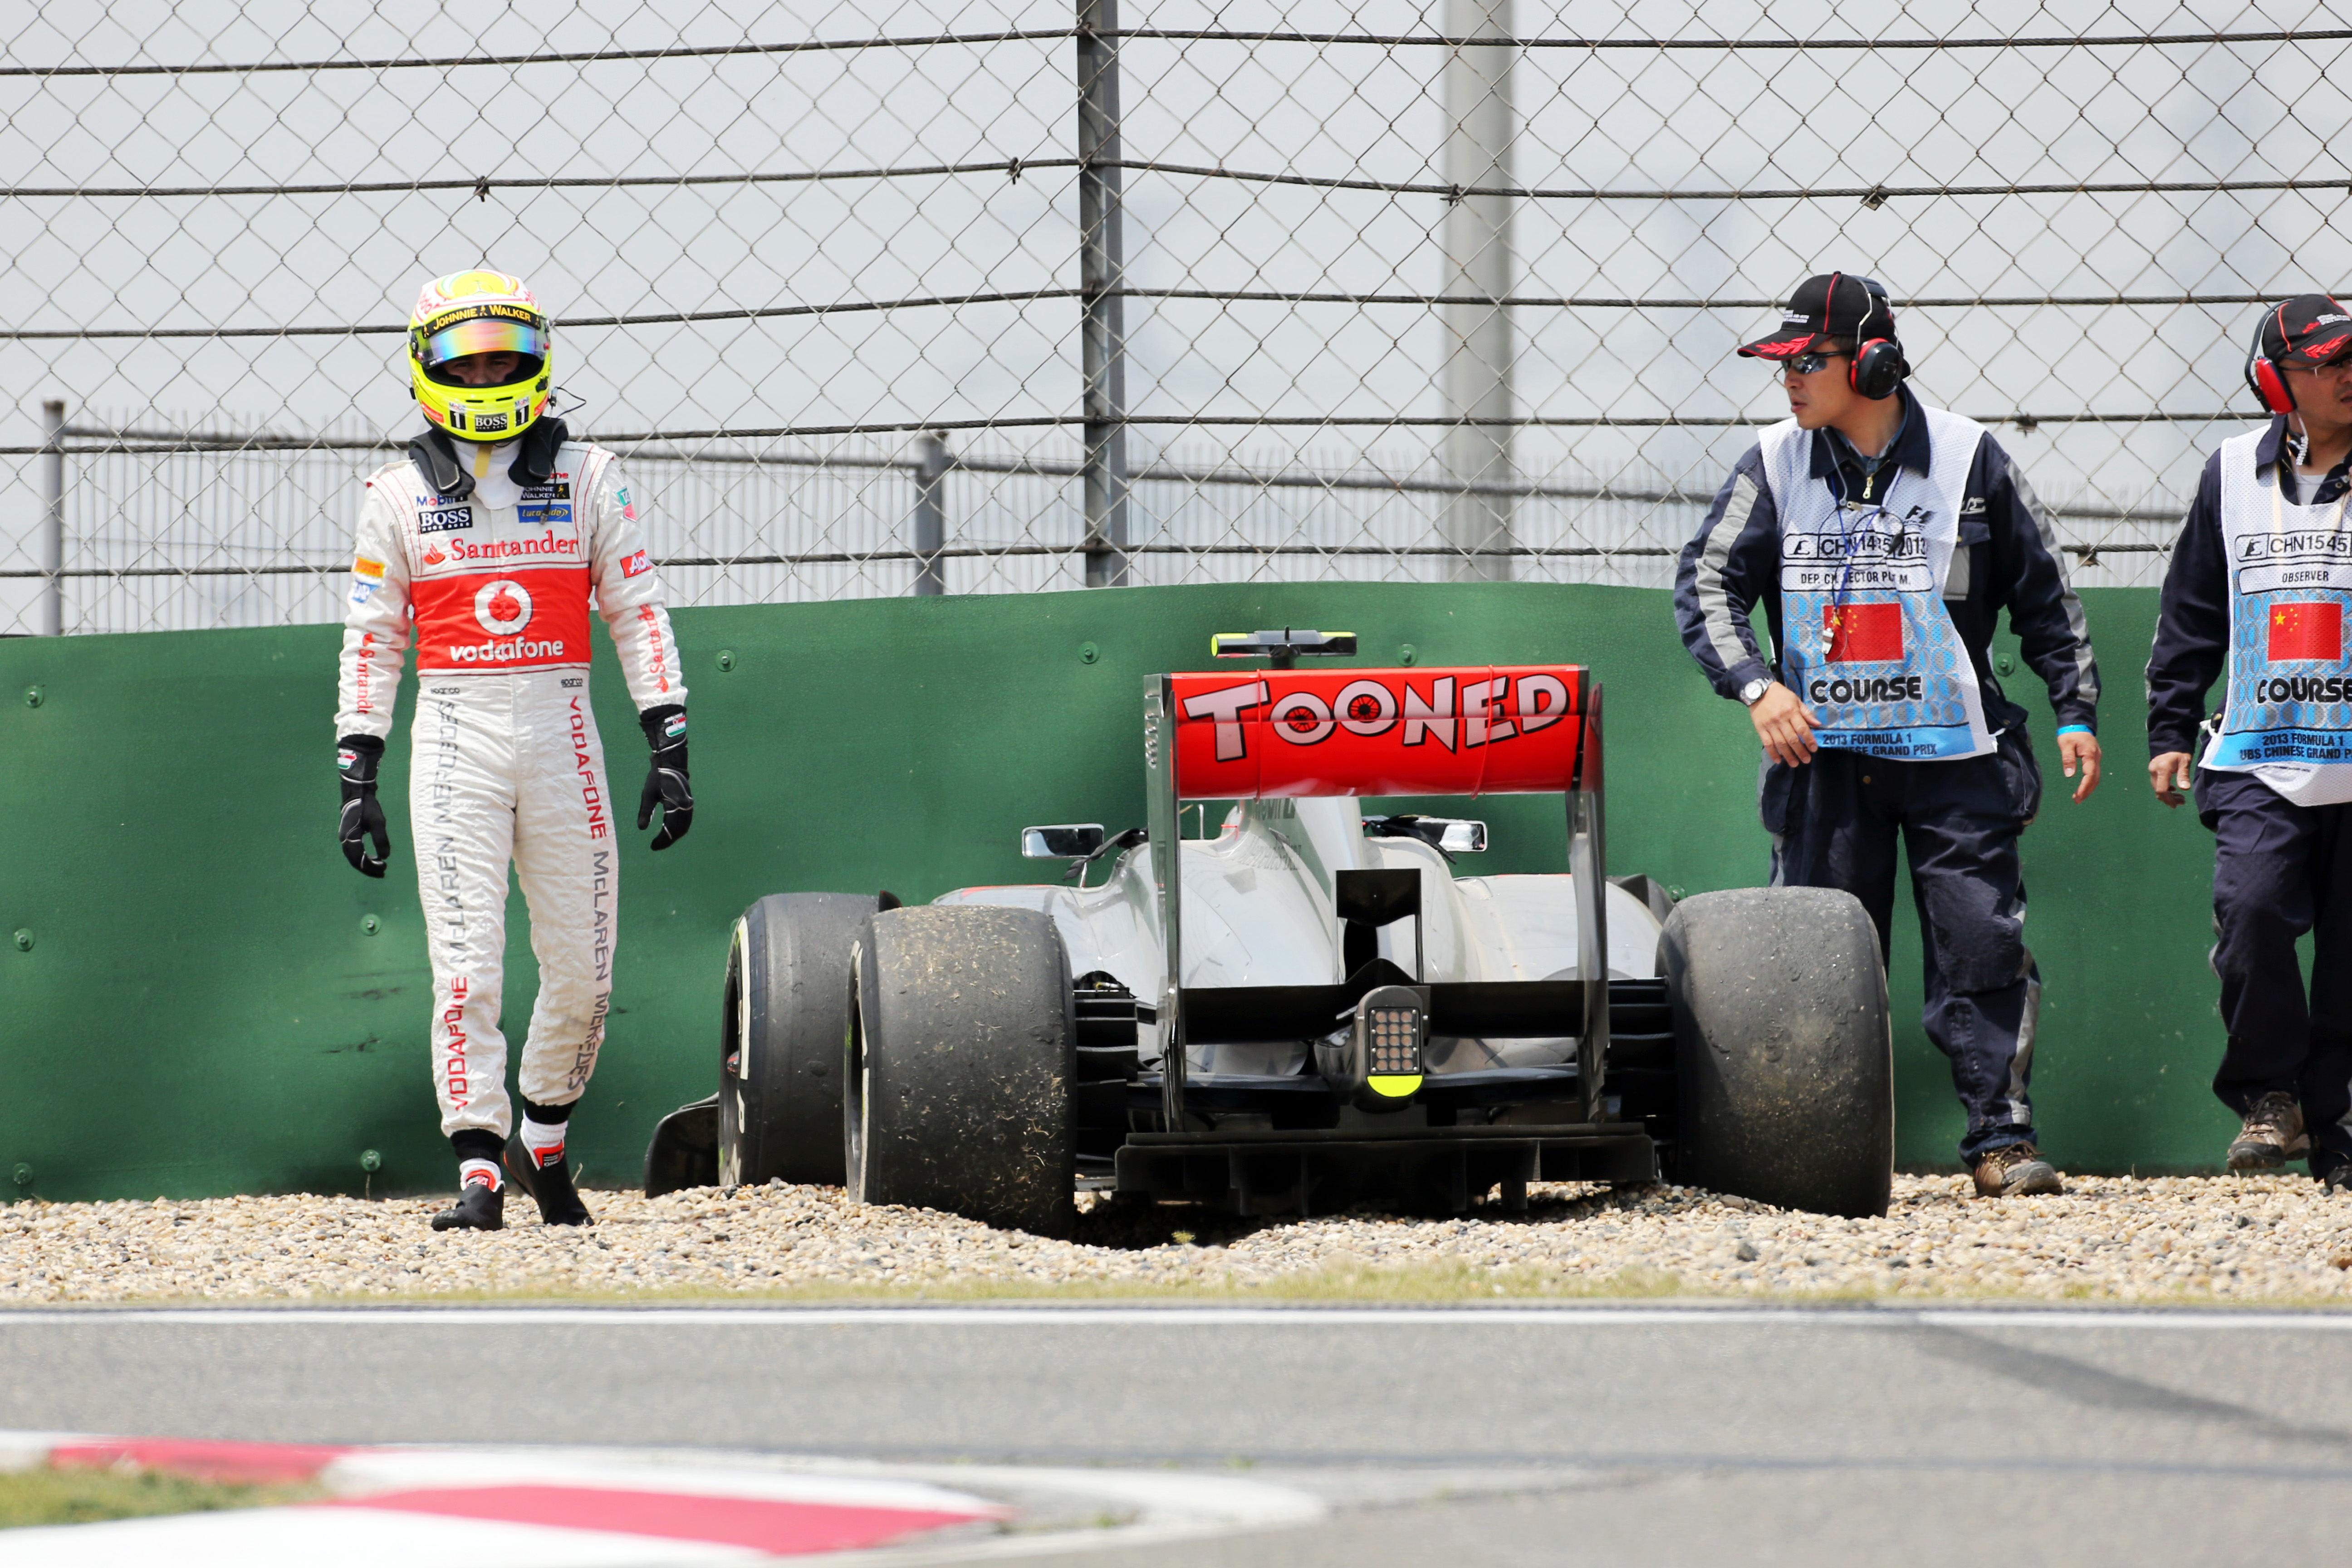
(1076, 0, 1129, 587)
(1440, 0, 1515, 582)
(37, 399, 64, 635)
(911, 430, 948, 596)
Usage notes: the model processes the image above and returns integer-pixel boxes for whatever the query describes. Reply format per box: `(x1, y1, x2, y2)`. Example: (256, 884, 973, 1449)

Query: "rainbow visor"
(419, 316, 549, 371)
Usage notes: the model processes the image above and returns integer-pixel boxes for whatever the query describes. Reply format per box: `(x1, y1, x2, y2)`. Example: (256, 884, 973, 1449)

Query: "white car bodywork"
(935, 795, 1664, 1077)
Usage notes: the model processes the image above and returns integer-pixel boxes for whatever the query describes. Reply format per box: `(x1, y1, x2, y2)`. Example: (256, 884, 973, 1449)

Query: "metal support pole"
(37, 399, 64, 635)
(1440, 0, 1515, 582)
(911, 430, 947, 596)
(1077, 0, 1129, 587)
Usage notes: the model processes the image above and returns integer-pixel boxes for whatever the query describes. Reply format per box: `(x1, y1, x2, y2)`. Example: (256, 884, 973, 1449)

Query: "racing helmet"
(408, 270, 552, 442)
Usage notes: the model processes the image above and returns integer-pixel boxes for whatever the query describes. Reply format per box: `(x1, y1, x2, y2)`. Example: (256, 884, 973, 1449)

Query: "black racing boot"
(506, 1137, 595, 1226)
(431, 1177, 505, 1231)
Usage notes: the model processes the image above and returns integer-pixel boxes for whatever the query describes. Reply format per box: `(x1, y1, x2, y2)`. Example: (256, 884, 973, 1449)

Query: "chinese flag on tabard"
(1824, 602, 1904, 662)
(2268, 601, 2344, 662)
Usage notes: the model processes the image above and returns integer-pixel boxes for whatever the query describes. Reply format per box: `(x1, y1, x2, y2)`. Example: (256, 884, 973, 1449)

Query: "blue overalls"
(1678, 398, 2101, 1165)
(1759, 407, 2043, 1164)
(2183, 427, 2352, 1168)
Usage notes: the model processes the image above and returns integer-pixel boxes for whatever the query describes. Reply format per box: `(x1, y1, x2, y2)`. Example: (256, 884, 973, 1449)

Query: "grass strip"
(0, 1466, 322, 1529)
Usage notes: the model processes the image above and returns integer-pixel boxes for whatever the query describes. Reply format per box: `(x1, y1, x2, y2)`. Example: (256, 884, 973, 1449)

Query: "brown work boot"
(1973, 1142, 2064, 1198)
(2227, 1092, 2309, 1171)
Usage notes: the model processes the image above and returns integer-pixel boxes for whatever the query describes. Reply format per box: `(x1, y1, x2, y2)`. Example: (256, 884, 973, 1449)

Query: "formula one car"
(646, 630, 1893, 1234)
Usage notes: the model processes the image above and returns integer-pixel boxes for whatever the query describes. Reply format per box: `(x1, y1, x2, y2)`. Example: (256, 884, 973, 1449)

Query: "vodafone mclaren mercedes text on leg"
(411, 673, 620, 1140)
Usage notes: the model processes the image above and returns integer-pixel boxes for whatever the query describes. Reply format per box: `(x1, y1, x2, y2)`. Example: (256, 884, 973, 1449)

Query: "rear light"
(1313, 983, 1426, 1111)
(1366, 1004, 1420, 1076)
(724, 1050, 740, 1078)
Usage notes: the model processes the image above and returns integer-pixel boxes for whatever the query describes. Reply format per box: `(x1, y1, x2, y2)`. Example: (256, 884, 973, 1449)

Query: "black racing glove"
(637, 705, 692, 851)
(337, 735, 389, 878)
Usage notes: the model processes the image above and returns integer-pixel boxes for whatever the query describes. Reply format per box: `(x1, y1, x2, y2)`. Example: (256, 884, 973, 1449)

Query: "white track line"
(1, 1304, 2350, 1329)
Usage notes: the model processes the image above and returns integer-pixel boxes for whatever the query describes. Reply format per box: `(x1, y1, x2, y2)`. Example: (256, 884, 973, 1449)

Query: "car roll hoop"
(1209, 627, 1358, 668)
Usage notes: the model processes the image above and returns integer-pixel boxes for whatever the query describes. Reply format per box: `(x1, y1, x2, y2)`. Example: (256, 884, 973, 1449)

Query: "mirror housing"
(1022, 823, 1106, 859)
(1437, 820, 1488, 854)
(1362, 813, 1488, 854)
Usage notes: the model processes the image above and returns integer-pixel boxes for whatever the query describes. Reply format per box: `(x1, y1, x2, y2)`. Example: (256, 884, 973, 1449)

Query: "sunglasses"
(1778, 350, 1848, 376)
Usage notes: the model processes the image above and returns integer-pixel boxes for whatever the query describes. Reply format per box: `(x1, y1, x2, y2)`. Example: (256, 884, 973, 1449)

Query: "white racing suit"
(334, 436, 683, 1138)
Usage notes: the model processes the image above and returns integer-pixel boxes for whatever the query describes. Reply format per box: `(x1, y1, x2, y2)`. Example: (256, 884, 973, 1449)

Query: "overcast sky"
(5, 0, 2348, 627)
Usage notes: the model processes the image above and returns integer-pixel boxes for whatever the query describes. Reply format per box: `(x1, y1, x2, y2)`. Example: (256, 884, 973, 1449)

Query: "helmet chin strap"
(407, 416, 569, 501)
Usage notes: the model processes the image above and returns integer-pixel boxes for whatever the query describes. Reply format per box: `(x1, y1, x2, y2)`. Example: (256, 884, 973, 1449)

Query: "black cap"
(1739, 272, 1901, 361)
(2256, 293, 2352, 368)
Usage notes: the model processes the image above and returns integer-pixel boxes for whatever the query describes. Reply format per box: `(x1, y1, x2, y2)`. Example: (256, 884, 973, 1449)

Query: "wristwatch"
(1738, 676, 1772, 707)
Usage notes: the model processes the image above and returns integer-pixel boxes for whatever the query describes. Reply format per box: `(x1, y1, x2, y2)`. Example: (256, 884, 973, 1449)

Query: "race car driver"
(2146, 293, 2352, 1185)
(333, 269, 691, 1232)
(1673, 271, 2103, 1199)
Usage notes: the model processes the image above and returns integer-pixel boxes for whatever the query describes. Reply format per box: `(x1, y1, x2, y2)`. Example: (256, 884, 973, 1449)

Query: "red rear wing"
(1169, 665, 1587, 799)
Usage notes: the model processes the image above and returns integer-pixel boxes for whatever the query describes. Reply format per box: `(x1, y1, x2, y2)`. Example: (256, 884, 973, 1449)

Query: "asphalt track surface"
(5, 1303, 2351, 1564)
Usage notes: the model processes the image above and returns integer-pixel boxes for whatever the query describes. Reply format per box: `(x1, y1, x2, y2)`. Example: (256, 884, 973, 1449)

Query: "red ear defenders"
(1834, 273, 1907, 400)
(2247, 303, 2297, 414)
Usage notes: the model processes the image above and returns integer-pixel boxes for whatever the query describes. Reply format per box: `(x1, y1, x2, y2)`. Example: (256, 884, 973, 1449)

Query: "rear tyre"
(846, 905, 1076, 1238)
(719, 893, 877, 1188)
(1661, 886, 1892, 1218)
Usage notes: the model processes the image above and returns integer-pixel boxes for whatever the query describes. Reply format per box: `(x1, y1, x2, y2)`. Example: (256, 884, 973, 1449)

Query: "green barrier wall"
(0, 581, 2233, 1201)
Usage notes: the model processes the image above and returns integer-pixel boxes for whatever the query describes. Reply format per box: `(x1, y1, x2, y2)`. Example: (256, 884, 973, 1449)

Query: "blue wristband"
(2054, 725, 2092, 736)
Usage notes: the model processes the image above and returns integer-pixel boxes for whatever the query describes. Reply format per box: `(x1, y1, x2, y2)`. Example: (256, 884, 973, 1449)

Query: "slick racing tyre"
(719, 892, 877, 1188)
(846, 905, 1076, 1238)
(1660, 886, 1893, 1218)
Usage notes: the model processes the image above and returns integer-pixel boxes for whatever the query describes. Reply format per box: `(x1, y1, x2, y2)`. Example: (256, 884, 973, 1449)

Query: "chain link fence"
(4, 2, 2347, 634)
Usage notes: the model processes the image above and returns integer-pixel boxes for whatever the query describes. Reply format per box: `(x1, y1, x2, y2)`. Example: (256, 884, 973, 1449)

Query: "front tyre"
(846, 905, 1076, 1238)
(1661, 886, 1893, 1218)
